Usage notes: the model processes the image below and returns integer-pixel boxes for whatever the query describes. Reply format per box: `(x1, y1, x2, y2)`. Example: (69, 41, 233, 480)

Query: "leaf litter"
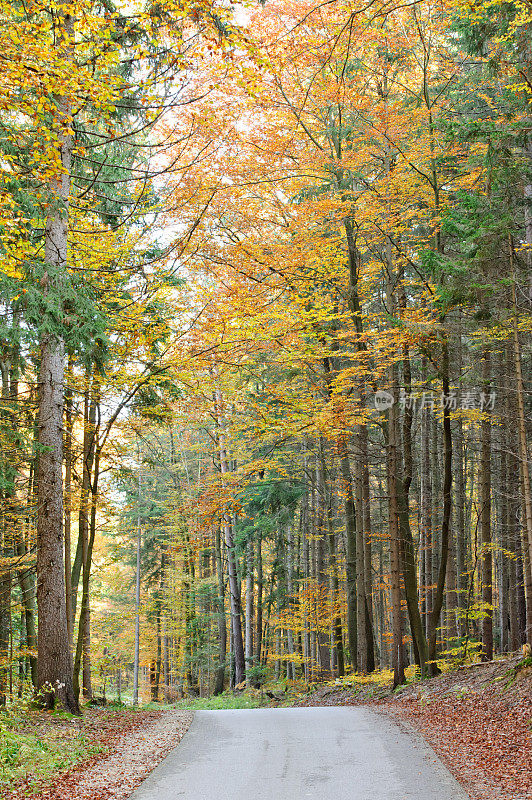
(5, 708, 192, 800)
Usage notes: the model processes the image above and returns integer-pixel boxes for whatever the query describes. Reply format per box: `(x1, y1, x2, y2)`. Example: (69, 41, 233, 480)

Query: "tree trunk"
(480, 348, 493, 660)
(225, 516, 245, 684)
(16, 528, 37, 688)
(285, 524, 297, 680)
(326, 478, 345, 677)
(510, 249, 532, 640)
(245, 538, 254, 684)
(255, 530, 263, 670)
(397, 323, 428, 676)
(73, 391, 100, 701)
(337, 436, 357, 670)
(455, 317, 467, 637)
(36, 11, 79, 713)
(132, 444, 142, 706)
(213, 526, 227, 695)
(387, 384, 406, 688)
(427, 340, 453, 674)
(0, 554, 10, 706)
(64, 357, 74, 645)
(420, 360, 433, 638)
(36, 331, 78, 712)
(353, 433, 368, 674)
(384, 255, 405, 687)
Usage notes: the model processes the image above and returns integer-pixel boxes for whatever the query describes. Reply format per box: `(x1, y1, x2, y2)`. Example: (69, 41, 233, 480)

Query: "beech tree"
(1, 0, 531, 707)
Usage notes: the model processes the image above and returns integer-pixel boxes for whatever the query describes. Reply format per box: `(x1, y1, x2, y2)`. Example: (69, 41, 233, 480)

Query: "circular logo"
(374, 390, 394, 410)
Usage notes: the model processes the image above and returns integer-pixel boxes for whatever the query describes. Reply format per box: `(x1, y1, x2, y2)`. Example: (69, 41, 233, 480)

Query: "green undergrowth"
(168, 670, 415, 710)
(0, 702, 104, 794)
(171, 691, 267, 711)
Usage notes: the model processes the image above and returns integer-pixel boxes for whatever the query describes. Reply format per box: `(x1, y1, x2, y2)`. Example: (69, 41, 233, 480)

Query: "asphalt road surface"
(129, 707, 468, 800)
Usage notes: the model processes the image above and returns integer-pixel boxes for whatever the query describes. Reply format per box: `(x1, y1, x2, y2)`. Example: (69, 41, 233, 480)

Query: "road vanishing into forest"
(128, 707, 468, 800)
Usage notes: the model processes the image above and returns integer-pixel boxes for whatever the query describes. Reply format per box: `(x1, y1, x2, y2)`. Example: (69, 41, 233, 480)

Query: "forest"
(1, 0, 532, 720)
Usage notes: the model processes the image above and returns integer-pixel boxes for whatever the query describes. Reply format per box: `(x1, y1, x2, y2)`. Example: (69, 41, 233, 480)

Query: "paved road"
(129, 707, 468, 800)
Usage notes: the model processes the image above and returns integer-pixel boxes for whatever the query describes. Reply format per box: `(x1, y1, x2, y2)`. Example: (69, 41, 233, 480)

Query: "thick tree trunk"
(0, 361, 12, 703)
(213, 383, 245, 684)
(159, 549, 171, 702)
(301, 497, 311, 680)
(360, 427, 375, 672)
(73, 443, 100, 700)
(71, 378, 96, 659)
(499, 351, 510, 654)
(0, 558, 10, 705)
(353, 434, 368, 674)
(326, 485, 345, 677)
(315, 524, 331, 678)
(480, 348, 493, 660)
(455, 318, 467, 637)
(255, 531, 263, 669)
(387, 384, 406, 688)
(337, 436, 357, 670)
(79, 385, 96, 691)
(150, 610, 162, 702)
(73, 383, 99, 702)
(213, 526, 227, 695)
(384, 254, 405, 687)
(505, 344, 521, 651)
(225, 518, 245, 684)
(286, 524, 297, 680)
(162, 629, 170, 702)
(420, 360, 433, 638)
(245, 538, 254, 684)
(36, 331, 78, 713)
(132, 446, 142, 706)
(397, 330, 428, 676)
(64, 363, 74, 645)
(427, 340, 453, 675)
(341, 214, 370, 674)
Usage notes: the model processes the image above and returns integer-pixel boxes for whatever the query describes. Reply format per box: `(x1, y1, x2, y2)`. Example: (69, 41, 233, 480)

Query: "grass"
(170, 691, 267, 711)
(0, 702, 105, 794)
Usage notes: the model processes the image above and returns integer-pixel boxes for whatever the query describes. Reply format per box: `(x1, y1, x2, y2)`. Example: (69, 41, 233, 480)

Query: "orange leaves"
(393, 679, 532, 800)
(150, 0, 467, 471)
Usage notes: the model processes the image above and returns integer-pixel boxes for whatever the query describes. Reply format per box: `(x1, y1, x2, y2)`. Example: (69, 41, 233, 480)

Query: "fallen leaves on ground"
(387, 678, 531, 800)
(5, 707, 192, 800)
(294, 656, 531, 800)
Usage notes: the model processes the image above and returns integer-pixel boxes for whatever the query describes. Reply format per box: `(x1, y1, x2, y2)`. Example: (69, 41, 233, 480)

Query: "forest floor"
(2, 705, 192, 800)
(293, 653, 532, 800)
(1, 655, 529, 800)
